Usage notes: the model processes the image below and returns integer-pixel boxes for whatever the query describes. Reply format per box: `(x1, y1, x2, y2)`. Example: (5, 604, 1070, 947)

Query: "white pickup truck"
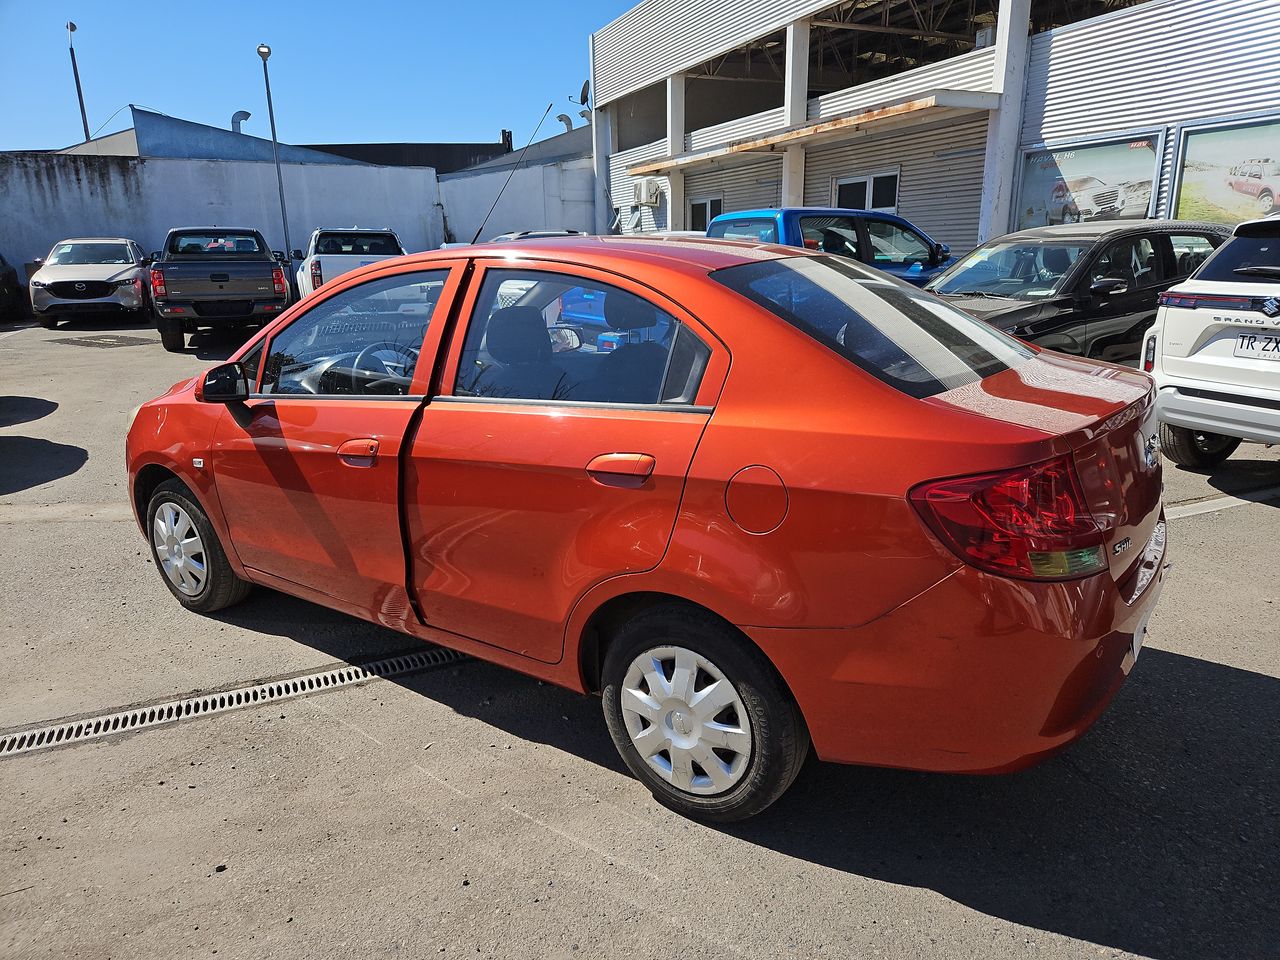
(292, 228, 407, 299)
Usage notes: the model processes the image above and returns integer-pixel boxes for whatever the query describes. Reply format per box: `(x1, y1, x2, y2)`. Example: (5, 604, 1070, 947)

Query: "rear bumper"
(1156, 382, 1280, 444)
(745, 530, 1167, 774)
(155, 300, 288, 324)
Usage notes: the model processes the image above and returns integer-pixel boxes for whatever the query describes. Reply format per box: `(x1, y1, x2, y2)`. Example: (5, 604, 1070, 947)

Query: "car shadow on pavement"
(0, 396, 57, 429)
(191, 328, 259, 362)
(1202, 456, 1280, 501)
(0, 435, 88, 495)
(48, 314, 153, 333)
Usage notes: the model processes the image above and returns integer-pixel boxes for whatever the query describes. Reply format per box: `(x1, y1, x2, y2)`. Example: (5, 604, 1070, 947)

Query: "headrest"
(604, 290, 661, 331)
(1042, 246, 1072, 273)
(486, 306, 552, 365)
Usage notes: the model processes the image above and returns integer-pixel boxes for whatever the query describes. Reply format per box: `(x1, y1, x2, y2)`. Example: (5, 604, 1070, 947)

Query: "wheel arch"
(132, 462, 182, 524)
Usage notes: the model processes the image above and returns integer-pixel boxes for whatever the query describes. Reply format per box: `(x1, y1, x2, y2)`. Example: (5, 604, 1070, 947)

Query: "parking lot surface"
(2, 316, 1277, 959)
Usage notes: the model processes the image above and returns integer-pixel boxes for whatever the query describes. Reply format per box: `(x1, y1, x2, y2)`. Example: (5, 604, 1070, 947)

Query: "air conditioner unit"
(975, 25, 995, 48)
(634, 178, 662, 207)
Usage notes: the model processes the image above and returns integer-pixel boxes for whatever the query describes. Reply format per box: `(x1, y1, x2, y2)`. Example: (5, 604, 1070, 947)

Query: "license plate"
(1233, 331, 1280, 360)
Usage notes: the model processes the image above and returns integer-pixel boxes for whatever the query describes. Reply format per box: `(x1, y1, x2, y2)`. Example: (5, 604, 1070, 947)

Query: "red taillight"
(1143, 335, 1157, 372)
(150, 268, 166, 298)
(1157, 291, 1252, 311)
(310, 259, 323, 290)
(272, 267, 286, 295)
(909, 455, 1107, 581)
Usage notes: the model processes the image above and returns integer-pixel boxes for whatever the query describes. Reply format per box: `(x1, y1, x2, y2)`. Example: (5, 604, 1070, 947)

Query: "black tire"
(159, 324, 185, 352)
(145, 479, 251, 613)
(1159, 423, 1241, 469)
(601, 604, 809, 822)
(37, 313, 58, 329)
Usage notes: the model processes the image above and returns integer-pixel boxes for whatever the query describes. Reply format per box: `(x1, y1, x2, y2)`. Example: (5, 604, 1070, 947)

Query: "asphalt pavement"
(1, 315, 1277, 960)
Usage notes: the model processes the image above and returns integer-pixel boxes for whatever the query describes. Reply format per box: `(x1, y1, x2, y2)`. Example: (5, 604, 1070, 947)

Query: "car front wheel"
(1159, 423, 1241, 469)
(601, 605, 809, 822)
(146, 479, 251, 612)
(36, 313, 58, 329)
(1260, 191, 1275, 214)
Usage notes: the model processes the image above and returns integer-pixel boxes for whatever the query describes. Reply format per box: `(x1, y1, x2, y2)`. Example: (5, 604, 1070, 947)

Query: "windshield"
(712, 255, 1033, 399)
(1194, 227, 1280, 284)
(928, 241, 1091, 300)
(47, 242, 133, 265)
(168, 232, 267, 257)
(314, 232, 402, 256)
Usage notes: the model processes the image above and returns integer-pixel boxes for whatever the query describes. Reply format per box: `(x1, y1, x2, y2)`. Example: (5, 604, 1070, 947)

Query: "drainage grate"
(54, 334, 155, 349)
(0, 646, 467, 758)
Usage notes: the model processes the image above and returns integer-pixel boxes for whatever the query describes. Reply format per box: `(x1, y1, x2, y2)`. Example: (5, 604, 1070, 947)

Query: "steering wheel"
(350, 341, 419, 393)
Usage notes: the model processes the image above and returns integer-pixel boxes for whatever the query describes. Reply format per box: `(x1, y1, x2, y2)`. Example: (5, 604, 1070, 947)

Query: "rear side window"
(711, 255, 1033, 399)
(707, 218, 778, 243)
(168, 232, 266, 257)
(1194, 226, 1280, 284)
(315, 232, 402, 256)
(1169, 234, 1218, 277)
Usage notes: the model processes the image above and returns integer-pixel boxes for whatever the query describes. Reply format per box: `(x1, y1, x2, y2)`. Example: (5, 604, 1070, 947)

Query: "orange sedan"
(126, 237, 1167, 820)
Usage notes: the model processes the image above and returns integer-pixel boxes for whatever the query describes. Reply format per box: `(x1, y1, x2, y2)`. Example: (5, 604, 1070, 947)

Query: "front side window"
(799, 216, 862, 258)
(1089, 236, 1161, 289)
(712, 255, 1033, 399)
(168, 232, 266, 257)
(454, 269, 709, 405)
(47, 242, 134, 265)
(706, 218, 778, 243)
(864, 220, 932, 266)
(259, 270, 448, 396)
(930, 242, 1090, 300)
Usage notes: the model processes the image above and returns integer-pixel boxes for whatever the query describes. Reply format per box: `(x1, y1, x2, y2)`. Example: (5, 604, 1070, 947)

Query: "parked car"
(150, 227, 291, 352)
(0, 249, 22, 321)
(128, 236, 1166, 821)
(1143, 216, 1280, 467)
(293, 227, 407, 299)
(925, 220, 1231, 363)
(706, 207, 955, 285)
(1225, 159, 1280, 216)
(28, 238, 149, 329)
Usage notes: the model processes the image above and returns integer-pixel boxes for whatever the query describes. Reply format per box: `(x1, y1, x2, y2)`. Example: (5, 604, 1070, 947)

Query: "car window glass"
(706, 218, 778, 243)
(315, 232, 402, 256)
(799, 216, 862, 257)
(1194, 226, 1280, 284)
(47, 242, 133, 265)
(1169, 234, 1217, 277)
(454, 269, 708, 406)
(931, 242, 1089, 300)
(168, 232, 266, 257)
(864, 220, 932, 265)
(259, 270, 448, 396)
(1089, 236, 1162, 289)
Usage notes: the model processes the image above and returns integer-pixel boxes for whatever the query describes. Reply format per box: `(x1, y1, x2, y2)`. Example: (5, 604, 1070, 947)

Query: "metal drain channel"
(0, 646, 467, 759)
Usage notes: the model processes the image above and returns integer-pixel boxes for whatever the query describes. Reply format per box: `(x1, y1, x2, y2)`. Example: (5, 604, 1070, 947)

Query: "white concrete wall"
(438, 158, 595, 244)
(0, 153, 444, 274)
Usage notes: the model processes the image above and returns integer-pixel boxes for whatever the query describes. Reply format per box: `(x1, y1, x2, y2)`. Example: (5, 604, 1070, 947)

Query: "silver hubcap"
(620, 645, 752, 796)
(151, 502, 207, 597)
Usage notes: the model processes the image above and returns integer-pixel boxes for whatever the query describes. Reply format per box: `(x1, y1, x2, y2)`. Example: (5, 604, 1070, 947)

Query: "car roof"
(53, 237, 136, 243)
(314, 227, 397, 233)
(710, 207, 887, 220)
(166, 227, 263, 234)
(991, 220, 1231, 243)
(390, 234, 804, 276)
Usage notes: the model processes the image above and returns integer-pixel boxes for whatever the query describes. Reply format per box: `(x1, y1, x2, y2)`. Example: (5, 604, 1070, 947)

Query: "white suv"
(1144, 217, 1280, 467)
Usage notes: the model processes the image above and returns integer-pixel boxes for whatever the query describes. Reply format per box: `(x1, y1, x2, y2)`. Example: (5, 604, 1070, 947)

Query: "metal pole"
(67, 23, 90, 142)
(259, 51, 293, 259)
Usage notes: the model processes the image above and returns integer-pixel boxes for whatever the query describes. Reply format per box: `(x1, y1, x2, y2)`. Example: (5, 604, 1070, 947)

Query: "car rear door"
(210, 262, 465, 611)
(404, 259, 727, 664)
(1081, 233, 1165, 363)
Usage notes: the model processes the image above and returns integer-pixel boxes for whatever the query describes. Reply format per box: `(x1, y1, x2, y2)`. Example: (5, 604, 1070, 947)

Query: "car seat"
(577, 291, 670, 403)
(318, 238, 342, 255)
(235, 239, 256, 253)
(1040, 246, 1073, 279)
(474, 306, 572, 401)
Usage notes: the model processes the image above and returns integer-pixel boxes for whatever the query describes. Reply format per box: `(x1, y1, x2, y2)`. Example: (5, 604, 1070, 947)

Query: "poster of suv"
(1017, 136, 1158, 230)
(1174, 118, 1280, 223)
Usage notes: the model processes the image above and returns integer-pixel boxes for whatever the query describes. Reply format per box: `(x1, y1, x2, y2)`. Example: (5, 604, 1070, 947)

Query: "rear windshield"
(707, 217, 778, 244)
(168, 232, 267, 257)
(1194, 226, 1280, 284)
(314, 232, 402, 256)
(47, 242, 134, 265)
(711, 255, 1033, 399)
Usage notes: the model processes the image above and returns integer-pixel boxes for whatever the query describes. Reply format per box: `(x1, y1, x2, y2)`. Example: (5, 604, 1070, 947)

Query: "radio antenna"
(471, 102, 554, 245)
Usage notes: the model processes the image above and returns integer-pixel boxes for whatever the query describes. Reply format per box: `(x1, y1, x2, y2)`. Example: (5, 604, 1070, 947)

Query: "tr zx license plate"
(1234, 332, 1280, 361)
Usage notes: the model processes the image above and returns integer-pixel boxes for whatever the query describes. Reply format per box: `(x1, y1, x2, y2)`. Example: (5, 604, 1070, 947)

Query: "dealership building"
(590, 0, 1280, 251)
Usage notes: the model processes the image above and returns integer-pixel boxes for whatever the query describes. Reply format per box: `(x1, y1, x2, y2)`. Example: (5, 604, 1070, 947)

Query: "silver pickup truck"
(150, 227, 291, 352)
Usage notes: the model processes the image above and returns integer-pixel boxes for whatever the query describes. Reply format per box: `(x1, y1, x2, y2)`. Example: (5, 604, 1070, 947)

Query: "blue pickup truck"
(706, 207, 955, 286)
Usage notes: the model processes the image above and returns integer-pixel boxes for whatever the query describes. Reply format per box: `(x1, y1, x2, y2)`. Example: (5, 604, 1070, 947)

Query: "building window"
(688, 197, 723, 232)
(834, 171, 899, 213)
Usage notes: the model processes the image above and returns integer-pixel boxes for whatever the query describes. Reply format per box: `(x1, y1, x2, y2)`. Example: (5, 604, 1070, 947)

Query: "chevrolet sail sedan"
(127, 237, 1167, 821)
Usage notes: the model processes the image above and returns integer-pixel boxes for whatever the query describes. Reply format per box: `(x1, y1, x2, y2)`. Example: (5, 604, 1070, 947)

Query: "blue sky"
(0, 0, 635, 151)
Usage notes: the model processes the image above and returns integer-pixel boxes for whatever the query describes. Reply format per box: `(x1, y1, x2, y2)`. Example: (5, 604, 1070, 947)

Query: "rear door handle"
(586, 453, 655, 488)
(337, 438, 379, 466)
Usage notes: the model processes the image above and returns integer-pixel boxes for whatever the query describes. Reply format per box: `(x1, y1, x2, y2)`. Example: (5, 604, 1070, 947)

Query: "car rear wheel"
(1260, 191, 1275, 214)
(146, 479, 251, 613)
(1159, 423, 1241, 469)
(158, 321, 185, 352)
(601, 605, 809, 822)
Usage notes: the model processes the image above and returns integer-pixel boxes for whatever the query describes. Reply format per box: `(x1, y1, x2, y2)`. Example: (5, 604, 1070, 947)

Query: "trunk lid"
(161, 261, 277, 300)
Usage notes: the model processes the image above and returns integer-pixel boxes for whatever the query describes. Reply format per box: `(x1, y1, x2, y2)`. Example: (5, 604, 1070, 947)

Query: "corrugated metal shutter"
(685, 157, 785, 214)
(808, 47, 997, 121)
(593, 0, 833, 107)
(803, 115, 988, 251)
(1022, 0, 1280, 145)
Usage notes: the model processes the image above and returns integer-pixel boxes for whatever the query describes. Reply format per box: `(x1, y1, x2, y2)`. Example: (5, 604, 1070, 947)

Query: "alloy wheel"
(152, 501, 207, 596)
(620, 645, 752, 796)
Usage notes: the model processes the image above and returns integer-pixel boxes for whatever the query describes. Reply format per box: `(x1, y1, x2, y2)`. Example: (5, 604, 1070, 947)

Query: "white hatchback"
(1144, 217, 1280, 467)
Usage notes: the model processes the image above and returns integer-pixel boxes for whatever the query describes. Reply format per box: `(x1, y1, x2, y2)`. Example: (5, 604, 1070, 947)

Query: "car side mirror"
(548, 325, 584, 354)
(32, 257, 44, 265)
(273, 251, 287, 262)
(1090, 277, 1129, 297)
(149, 251, 161, 261)
(290, 249, 304, 261)
(195, 362, 249, 403)
(931, 242, 951, 265)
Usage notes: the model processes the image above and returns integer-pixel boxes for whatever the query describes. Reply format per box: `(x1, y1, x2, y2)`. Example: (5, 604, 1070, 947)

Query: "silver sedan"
(30, 238, 149, 328)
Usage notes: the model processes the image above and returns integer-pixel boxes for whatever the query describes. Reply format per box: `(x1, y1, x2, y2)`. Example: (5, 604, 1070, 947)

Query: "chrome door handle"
(586, 453, 655, 488)
(337, 438, 379, 466)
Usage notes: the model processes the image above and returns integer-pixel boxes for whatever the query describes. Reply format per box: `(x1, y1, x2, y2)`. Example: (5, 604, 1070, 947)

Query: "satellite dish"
(571, 80, 590, 106)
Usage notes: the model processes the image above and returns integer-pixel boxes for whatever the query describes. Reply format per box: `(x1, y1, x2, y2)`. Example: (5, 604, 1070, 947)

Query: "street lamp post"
(67, 22, 90, 142)
(257, 44, 293, 261)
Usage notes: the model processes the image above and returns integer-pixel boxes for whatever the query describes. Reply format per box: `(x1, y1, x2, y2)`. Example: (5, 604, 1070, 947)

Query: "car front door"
(210, 264, 463, 611)
(858, 216, 937, 286)
(405, 260, 726, 664)
(1081, 233, 1165, 363)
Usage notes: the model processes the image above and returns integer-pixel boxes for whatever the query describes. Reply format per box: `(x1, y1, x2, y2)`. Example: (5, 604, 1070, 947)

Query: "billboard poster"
(1174, 117, 1280, 223)
(1017, 137, 1158, 230)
